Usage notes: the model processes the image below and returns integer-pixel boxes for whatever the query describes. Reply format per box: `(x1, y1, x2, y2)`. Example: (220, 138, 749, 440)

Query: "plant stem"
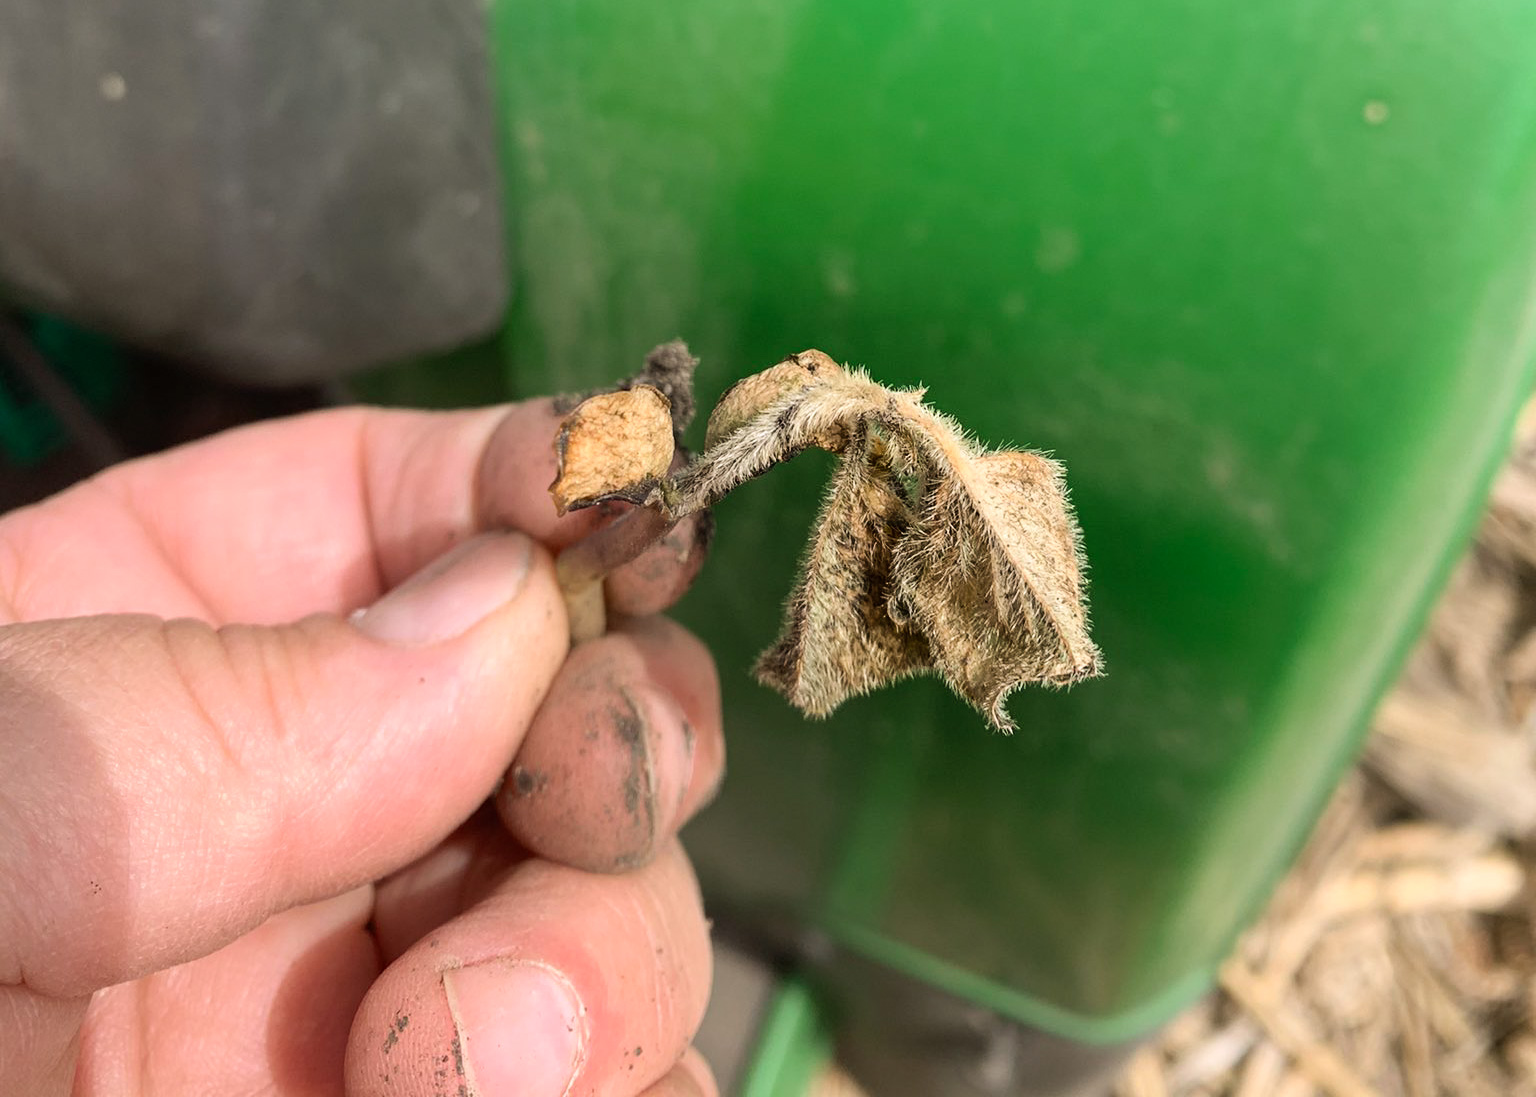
(555, 505, 678, 643)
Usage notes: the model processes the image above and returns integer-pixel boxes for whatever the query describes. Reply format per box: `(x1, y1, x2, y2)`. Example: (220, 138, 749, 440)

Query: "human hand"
(0, 401, 723, 1096)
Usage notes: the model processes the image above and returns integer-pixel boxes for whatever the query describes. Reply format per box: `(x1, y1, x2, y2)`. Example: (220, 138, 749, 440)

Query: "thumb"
(0, 532, 566, 998)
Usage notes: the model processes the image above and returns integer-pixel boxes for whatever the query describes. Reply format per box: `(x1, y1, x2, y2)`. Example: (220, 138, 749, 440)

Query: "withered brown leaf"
(756, 426, 932, 715)
(670, 358, 892, 512)
(550, 345, 1103, 729)
(890, 447, 1102, 727)
(706, 350, 845, 449)
(549, 385, 674, 515)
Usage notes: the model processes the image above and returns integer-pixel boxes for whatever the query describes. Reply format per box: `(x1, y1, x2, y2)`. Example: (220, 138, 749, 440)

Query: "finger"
(347, 842, 712, 1097)
(376, 611, 725, 948)
(497, 615, 724, 873)
(0, 398, 663, 628)
(370, 810, 523, 966)
(73, 887, 376, 1096)
(604, 510, 714, 618)
(638, 1048, 719, 1097)
(0, 986, 84, 1095)
(596, 447, 711, 619)
(0, 532, 566, 997)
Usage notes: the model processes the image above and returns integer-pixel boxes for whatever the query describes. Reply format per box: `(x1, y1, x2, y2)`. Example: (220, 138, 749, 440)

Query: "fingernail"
(641, 686, 697, 836)
(608, 685, 695, 869)
(354, 533, 533, 645)
(442, 960, 586, 1097)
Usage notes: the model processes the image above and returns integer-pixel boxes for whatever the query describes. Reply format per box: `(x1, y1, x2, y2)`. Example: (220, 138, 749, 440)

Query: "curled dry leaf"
(890, 446, 1100, 725)
(551, 345, 1103, 730)
(705, 349, 846, 449)
(755, 425, 932, 715)
(549, 384, 674, 515)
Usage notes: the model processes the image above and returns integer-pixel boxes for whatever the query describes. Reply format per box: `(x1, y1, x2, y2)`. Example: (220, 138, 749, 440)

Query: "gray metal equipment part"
(0, 0, 508, 383)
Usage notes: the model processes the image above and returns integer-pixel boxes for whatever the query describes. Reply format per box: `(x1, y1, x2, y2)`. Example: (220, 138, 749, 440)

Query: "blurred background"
(4, 3, 1536, 1095)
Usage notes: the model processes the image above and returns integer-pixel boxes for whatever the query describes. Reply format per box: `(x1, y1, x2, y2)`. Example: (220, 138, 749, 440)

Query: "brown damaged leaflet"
(549, 342, 1103, 731)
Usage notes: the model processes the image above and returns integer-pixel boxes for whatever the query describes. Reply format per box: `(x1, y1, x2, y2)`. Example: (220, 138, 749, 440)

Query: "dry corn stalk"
(1114, 405, 1536, 1097)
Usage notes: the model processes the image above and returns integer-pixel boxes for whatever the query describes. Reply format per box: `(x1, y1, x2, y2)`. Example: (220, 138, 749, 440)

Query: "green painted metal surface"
(481, 1, 1536, 1038)
(738, 978, 834, 1097)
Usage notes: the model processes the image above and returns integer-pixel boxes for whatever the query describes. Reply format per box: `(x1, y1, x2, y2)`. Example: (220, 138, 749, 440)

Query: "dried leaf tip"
(550, 343, 1104, 730)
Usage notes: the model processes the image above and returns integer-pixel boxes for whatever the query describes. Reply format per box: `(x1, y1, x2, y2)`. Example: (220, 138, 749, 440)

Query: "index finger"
(2, 400, 607, 625)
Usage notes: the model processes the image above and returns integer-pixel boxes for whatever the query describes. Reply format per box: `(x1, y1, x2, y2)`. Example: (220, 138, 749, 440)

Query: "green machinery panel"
(482, 0, 1536, 1039)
